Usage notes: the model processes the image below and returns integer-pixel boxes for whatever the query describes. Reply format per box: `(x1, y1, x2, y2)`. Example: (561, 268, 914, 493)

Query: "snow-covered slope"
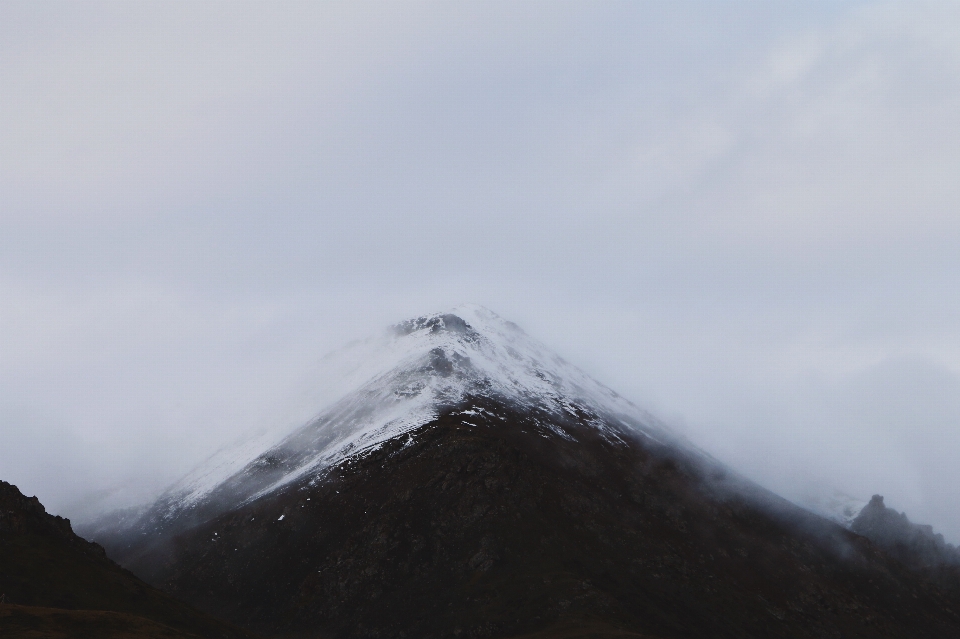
(795, 489, 868, 528)
(155, 305, 673, 520)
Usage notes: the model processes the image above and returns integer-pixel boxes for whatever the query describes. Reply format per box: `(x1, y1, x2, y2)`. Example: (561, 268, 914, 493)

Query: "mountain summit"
(87, 307, 960, 639)
(128, 305, 673, 529)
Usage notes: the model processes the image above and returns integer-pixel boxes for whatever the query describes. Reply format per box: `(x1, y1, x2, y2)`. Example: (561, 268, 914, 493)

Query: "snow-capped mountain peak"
(156, 305, 668, 519)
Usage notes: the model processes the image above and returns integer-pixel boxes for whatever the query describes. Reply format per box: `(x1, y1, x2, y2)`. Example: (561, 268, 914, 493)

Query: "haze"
(2, 1, 959, 542)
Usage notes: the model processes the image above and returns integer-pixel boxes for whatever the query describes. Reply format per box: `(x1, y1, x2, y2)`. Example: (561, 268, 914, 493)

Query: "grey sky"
(2, 1, 960, 541)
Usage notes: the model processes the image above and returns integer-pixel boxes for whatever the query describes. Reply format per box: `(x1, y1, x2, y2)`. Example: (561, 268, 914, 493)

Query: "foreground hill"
(87, 307, 960, 638)
(0, 480, 257, 639)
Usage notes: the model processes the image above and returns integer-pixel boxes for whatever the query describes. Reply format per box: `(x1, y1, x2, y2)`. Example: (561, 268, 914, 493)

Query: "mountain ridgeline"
(0, 480, 257, 639)
(852, 495, 960, 578)
(85, 307, 960, 638)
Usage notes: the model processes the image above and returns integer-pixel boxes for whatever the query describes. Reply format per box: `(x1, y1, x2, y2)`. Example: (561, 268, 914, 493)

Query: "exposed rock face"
(0, 479, 105, 559)
(104, 402, 960, 639)
(852, 495, 960, 572)
(0, 480, 257, 639)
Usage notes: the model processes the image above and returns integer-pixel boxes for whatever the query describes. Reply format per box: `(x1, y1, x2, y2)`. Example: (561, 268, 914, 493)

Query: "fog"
(2, 1, 959, 542)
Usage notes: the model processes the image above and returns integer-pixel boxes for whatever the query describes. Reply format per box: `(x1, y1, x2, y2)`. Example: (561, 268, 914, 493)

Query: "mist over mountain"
(5, 3, 960, 637)
(82, 308, 960, 639)
(5, 2, 960, 548)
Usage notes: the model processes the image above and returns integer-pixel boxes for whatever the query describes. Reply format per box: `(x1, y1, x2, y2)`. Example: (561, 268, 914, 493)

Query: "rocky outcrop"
(852, 494, 960, 570)
(0, 480, 107, 559)
(0, 480, 258, 639)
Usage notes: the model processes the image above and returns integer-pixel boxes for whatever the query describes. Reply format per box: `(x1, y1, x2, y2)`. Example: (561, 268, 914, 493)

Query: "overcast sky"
(2, 1, 960, 542)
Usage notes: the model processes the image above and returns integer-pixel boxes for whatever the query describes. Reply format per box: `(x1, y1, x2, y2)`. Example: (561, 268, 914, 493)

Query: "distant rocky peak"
(852, 494, 960, 569)
(390, 305, 526, 343)
(394, 312, 476, 337)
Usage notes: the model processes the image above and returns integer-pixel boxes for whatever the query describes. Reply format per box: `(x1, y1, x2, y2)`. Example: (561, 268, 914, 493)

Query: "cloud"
(1, 2, 959, 540)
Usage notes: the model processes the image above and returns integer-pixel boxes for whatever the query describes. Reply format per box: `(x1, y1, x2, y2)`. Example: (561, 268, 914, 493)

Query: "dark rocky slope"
(0, 480, 258, 639)
(102, 400, 960, 639)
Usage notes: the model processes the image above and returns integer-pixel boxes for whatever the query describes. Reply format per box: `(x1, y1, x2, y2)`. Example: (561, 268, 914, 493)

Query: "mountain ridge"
(0, 479, 258, 639)
(852, 495, 960, 573)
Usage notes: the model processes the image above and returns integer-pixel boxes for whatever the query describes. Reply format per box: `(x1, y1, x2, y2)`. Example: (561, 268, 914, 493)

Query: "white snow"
(155, 305, 674, 518)
(792, 489, 868, 528)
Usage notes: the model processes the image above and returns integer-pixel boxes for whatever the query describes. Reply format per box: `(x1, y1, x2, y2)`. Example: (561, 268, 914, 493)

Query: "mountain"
(87, 306, 960, 638)
(89, 305, 674, 562)
(0, 479, 258, 639)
